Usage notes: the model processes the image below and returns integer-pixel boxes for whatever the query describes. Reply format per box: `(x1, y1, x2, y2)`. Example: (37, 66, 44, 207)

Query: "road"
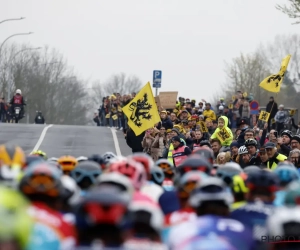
(0, 123, 132, 157)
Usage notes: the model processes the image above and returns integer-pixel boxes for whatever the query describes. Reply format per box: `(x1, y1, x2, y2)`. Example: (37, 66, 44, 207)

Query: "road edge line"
(32, 124, 53, 152)
(110, 128, 122, 156)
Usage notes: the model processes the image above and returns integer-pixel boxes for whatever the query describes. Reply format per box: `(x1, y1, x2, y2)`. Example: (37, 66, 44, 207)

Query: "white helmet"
(238, 146, 248, 155)
(15, 89, 22, 95)
(61, 175, 81, 206)
(219, 105, 224, 111)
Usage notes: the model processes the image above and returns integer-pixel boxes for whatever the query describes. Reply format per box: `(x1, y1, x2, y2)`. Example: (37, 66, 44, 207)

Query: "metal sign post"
(152, 70, 162, 97)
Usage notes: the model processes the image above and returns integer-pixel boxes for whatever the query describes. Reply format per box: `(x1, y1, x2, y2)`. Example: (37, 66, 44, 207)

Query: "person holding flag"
(122, 82, 161, 137)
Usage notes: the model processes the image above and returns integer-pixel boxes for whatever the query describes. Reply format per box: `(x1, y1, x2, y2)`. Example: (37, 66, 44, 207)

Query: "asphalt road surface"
(0, 123, 131, 157)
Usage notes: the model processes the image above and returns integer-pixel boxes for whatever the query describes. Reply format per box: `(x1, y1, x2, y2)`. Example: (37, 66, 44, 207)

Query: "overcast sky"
(1, 0, 299, 101)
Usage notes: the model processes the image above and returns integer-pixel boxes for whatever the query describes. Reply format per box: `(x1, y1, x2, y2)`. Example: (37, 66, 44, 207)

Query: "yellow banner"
(259, 54, 291, 93)
(258, 111, 270, 122)
(199, 121, 208, 133)
(122, 82, 161, 135)
(228, 103, 233, 109)
(112, 115, 118, 120)
(105, 114, 110, 118)
(216, 128, 231, 143)
(290, 109, 296, 116)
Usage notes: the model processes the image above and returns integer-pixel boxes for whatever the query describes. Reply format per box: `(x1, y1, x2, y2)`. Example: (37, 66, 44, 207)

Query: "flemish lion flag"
(122, 82, 161, 135)
(259, 54, 291, 93)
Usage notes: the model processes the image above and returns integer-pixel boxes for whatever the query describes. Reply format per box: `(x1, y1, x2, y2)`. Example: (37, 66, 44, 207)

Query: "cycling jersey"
(27, 202, 77, 250)
(124, 239, 168, 250)
(230, 200, 274, 242)
(273, 190, 287, 207)
(162, 207, 196, 243)
(168, 215, 255, 250)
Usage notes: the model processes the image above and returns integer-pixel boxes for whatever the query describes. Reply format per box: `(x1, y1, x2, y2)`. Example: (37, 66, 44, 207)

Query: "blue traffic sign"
(153, 70, 162, 88)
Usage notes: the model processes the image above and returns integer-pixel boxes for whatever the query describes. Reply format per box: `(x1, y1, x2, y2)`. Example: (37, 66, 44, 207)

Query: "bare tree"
(222, 51, 271, 104)
(276, 0, 300, 24)
(103, 72, 142, 95)
(3, 43, 89, 125)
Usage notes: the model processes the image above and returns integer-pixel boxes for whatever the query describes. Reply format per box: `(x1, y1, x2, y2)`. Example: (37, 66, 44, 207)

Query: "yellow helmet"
(0, 144, 25, 167)
(30, 150, 47, 160)
(57, 155, 78, 174)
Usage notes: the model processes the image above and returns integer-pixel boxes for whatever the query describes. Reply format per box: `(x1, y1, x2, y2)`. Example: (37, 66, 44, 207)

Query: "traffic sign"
(250, 100, 259, 110)
(153, 70, 162, 88)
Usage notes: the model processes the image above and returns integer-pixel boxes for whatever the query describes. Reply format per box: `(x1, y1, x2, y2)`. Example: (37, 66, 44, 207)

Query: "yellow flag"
(216, 128, 231, 143)
(199, 121, 208, 133)
(112, 115, 118, 120)
(122, 82, 161, 135)
(258, 111, 270, 122)
(259, 54, 291, 93)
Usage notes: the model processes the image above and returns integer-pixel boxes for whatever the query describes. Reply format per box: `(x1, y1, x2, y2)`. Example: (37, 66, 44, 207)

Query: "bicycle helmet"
(57, 155, 78, 175)
(24, 155, 44, 169)
(216, 163, 243, 186)
(193, 148, 214, 164)
(246, 169, 279, 193)
(77, 156, 88, 163)
(0, 144, 25, 167)
(87, 154, 103, 167)
(150, 166, 165, 186)
(189, 177, 234, 208)
(178, 171, 208, 199)
(75, 185, 131, 230)
(285, 181, 300, 206)
(243, 165, 260, 174)
(281, 130, 293, 139)
(129, 200, 164, 234)
(244, 139, 258, 148)
(177, 155, 213, 176)
(267, 207, 300, 244)
(231, 174, 249, 195)
(96, 172, 134, 197)
(129, 153, 155, 176)
(108, 158, 146, 190)
(19, 162, 63, 198)
(155, 159, 175, 176)
(30, 150, 47, 160)
(273, 166, 300, 186)
(61, 175, 81, 206)
(102, 152, 117, 165)
(238, 146, 248, 155)
(0, 186, 34, 249)
(70, 160, 102, 190)
(47, 157, 58, 163)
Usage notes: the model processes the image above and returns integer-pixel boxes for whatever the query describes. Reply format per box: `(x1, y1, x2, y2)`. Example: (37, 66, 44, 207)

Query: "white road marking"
(110, 128, 122, 156)
(32, 124, 53, 152)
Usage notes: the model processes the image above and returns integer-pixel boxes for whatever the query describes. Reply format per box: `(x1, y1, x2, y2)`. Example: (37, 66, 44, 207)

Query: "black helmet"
(244, 139, 257, 147)
(281, 130, 293, 140)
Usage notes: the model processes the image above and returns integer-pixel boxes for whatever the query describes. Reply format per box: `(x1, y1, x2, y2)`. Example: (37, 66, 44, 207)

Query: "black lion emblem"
(128, 93, 152, 127)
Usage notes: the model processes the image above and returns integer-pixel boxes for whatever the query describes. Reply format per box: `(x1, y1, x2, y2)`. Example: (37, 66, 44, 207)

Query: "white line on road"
(32, 124, 53, 152)
(110, 128, 122, 156)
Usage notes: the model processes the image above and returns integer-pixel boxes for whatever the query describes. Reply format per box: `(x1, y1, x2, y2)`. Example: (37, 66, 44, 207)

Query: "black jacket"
(157, 118, 173, 130)
(126, 129, 145, 153)
(266, 101, 278, 119)
(35, 114, 45, 124)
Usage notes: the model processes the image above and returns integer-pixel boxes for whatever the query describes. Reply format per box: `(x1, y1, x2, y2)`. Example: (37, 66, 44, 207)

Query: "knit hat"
(171, 136, 181, 143)
(172, 128, 180, 135)
(230, 141, 239, 149)
(291, 135, 300, 144)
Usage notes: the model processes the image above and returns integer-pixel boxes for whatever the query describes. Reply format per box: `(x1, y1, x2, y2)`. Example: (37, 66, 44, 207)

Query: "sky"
(1, 0, 299, 102)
